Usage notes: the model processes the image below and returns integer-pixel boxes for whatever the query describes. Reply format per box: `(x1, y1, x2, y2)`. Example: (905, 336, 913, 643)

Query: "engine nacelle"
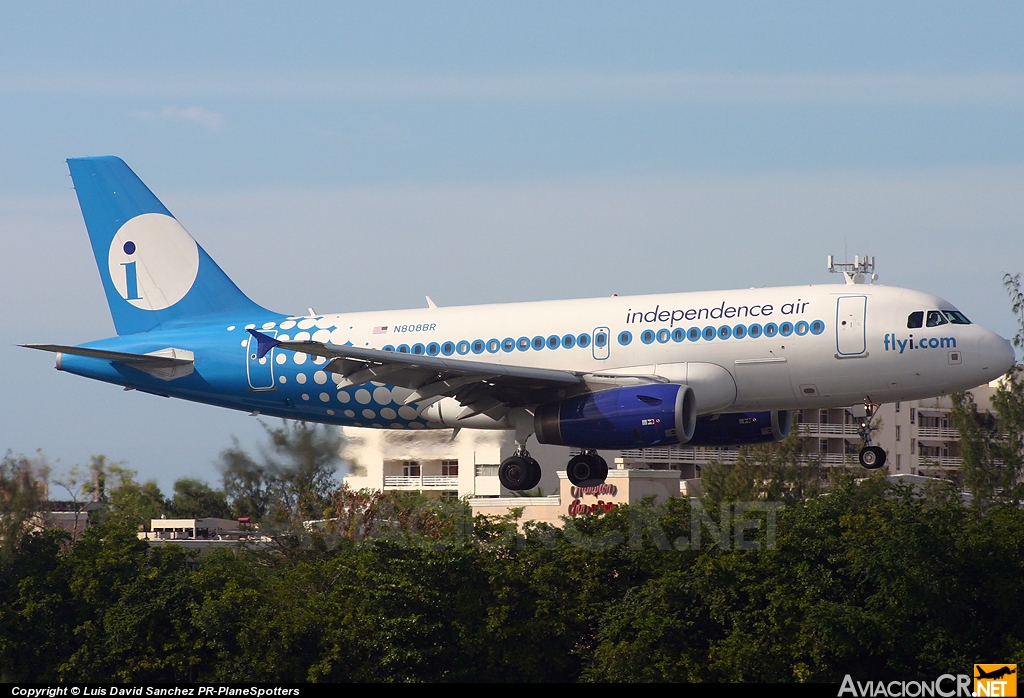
(687, 410, 792, 447)
(534, 384, 697, 450)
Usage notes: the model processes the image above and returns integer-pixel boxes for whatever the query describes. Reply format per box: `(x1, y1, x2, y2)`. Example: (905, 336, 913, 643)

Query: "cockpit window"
(926, 310, 948, 327)
(942, 310, 971, 325)
(907, 311, 924, 329)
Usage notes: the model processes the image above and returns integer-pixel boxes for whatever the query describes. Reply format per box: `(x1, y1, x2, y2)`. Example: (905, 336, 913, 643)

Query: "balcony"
(383, 476, 459, 489)
(916, 427, 959, 440)
(917, 457, 963, 468)
(797, 423, 861, 437)
(621, 448, 865, 467)
(621, 447, 740, 464)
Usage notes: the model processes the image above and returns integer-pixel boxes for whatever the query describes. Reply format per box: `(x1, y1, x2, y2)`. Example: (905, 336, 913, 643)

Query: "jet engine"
(534, 383, 696, 450)
(687, 410, 792, 447)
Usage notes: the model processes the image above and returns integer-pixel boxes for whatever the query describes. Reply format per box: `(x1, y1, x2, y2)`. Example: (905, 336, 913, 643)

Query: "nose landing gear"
(859, 445, 886, 469)
(856, 399, 887, 470)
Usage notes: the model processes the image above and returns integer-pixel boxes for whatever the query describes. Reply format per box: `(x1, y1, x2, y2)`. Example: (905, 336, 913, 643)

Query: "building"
(139, 516, 269, 553)
(30, 500, 104, 539)
(866, 380, 998, 477)
(340, 380, 1002, 505)
(341, 425, 619, 498)
(619, 380, 1000, 477)
(470, 467, 683, 527)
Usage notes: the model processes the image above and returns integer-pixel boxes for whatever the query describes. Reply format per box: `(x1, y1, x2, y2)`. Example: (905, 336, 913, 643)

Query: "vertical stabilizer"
(67, 156, 268, 335)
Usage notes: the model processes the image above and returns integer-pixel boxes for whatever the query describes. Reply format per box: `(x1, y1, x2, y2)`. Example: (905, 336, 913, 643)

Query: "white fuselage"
(273, 282, 1012, 420)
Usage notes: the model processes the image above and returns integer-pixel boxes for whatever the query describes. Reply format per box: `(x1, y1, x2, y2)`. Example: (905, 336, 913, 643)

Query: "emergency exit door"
(247, 329, 277, 390)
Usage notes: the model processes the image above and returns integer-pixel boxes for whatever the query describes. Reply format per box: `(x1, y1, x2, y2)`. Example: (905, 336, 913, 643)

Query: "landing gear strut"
(566, 450, 609, 486)
(499, 445, 542, 491)
(856, 399, 887, 470)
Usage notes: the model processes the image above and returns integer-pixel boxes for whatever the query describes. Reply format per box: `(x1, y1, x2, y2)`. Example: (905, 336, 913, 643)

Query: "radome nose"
(979, 332, 1016, 380)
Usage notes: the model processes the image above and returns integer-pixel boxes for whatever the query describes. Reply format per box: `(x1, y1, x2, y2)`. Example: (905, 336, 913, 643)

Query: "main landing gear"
(856, 400, 887, 470)
(498, 447, 610, 491)
(566, 450, 609, 487)
(498, 447, 542, 491)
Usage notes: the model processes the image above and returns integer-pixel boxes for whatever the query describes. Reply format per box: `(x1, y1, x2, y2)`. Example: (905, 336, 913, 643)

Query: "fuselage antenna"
(828, 254, 879, 285)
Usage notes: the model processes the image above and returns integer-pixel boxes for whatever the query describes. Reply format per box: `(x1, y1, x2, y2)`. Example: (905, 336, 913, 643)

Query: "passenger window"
(926, 310, 948, 327)
(943, 310, 972, 325)
(907, 312, 924, 329)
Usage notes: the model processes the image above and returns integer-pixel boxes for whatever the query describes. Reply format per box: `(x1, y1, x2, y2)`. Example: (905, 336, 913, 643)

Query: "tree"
(104, 464, 166, 531)
(220, 421, 343, 522)
(699, 434, 830, 511)
(167, 478, 231, 519)
(0, 451, 47, 559)
(220, 437, 274, 520)
(950, 273, 1024, 509)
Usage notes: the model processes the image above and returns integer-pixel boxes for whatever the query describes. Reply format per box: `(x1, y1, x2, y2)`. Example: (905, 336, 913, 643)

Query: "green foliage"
(0, 451, 47, 558)
(167, 478, 231, 520)
(220, 437, 273, 520)
(104, 464, 167, 530)
(948, 273, 1024, 510)
(1, 477, 1024, 682)
(699, 434, 832, 511)
(220, 421, 343, 522)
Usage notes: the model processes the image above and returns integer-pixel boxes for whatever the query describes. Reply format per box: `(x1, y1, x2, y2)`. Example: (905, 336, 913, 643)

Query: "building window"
(895, 401, 901, 413)
(910, 439, 916, 455)
(476, 464, 499, 477)
(402, 461, 421, 477)
(819, 409, 829, 424)
(442, 459, 459, 477)
(819, 439, 829, 453)
(439, 491, 459, 500)
(910, 408, 915, 424)
(896, 454, 902, 471)
(896, 425, 901, 441)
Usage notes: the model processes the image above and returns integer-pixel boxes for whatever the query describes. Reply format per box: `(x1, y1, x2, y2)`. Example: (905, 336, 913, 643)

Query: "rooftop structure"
(139, 516, 269, 553)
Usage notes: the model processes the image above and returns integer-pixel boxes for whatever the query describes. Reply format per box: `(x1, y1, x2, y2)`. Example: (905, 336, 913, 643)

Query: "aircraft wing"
(248, 329, 583, 420)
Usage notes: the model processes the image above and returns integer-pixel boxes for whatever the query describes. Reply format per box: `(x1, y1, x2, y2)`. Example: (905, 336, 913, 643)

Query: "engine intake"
(534, 384, 696, 450)
(687, 410, 792, 447)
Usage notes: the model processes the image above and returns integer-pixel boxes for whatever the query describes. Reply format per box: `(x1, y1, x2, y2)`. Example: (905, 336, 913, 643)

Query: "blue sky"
(2, 2, 1023, 492)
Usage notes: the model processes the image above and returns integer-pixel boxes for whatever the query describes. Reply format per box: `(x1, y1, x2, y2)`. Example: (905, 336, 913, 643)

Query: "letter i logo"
(120, 241, 142, 300)
(106, 213, 200, 311)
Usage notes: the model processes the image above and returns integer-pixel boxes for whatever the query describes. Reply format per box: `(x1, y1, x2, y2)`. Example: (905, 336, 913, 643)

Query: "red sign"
(570, 483, 617, 498)
(568, 499, 618, 516)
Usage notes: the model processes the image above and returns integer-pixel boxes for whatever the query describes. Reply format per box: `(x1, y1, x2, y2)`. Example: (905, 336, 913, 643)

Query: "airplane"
(23, 156, 1016, 491)
(976, 667, 1016, 681)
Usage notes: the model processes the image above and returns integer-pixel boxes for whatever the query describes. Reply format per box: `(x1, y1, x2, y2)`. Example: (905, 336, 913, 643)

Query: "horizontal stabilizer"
(22, 344, 195, 381)
(22, 344, 193, 366)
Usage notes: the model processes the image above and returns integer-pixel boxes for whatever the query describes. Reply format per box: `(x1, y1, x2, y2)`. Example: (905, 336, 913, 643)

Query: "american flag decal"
(373, 326, 388, 334)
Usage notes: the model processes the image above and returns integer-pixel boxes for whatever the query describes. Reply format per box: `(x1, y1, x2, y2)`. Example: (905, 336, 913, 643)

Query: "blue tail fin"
(68, 156, 269, 336)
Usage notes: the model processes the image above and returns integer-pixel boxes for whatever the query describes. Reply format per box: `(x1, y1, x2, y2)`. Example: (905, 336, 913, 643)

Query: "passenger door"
(835, 296, 867, 356)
